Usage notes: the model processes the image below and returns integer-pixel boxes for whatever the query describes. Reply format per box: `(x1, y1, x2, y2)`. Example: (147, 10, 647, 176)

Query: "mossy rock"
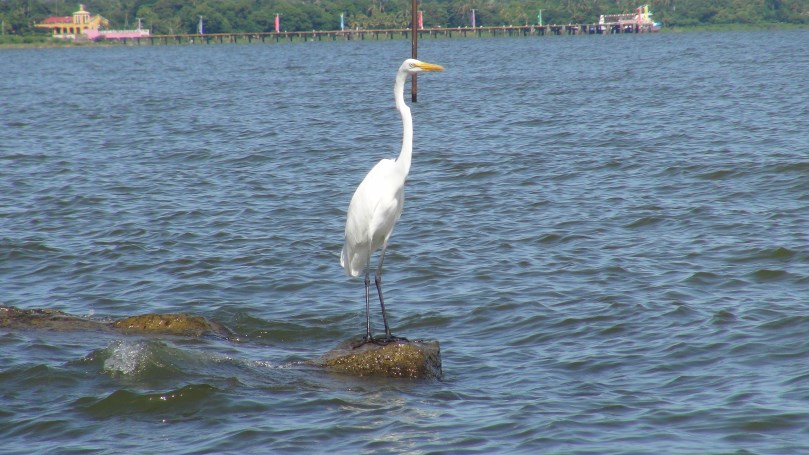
(0, 305, 109, 332)
(317, 338, 442, 379)
(1, 306, 232, 339)
(112, 313, 233, 338)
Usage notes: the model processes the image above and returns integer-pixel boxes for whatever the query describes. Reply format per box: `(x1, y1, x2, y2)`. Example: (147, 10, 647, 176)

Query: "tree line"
(2, 0, 807, 36)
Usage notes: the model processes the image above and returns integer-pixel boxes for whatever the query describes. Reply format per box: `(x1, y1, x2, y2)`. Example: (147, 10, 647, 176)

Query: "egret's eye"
(408, 63, 415, 68)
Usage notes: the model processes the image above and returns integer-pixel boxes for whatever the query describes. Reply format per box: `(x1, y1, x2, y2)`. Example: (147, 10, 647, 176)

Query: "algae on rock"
(317, 338, 442, 379)
(112, 313, 233, 338)
(1, 305, 232, 338)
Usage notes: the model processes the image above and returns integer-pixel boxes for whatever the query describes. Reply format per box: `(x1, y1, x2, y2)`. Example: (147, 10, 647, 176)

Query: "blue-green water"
(1, 30, 808, 453)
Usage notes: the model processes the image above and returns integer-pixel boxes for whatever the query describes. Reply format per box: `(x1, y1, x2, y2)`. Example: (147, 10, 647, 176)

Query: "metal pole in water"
(411, 0, 418, 103)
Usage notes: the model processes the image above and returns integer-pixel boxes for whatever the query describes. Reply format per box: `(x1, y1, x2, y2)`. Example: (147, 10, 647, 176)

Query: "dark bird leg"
(375, 243, 391, 339)
(363, 260, 373, 344)
(375, 243, 408, 344)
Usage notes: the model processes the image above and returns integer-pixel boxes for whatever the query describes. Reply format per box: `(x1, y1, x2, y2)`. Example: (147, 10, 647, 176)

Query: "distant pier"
(96, 23, 659, 46)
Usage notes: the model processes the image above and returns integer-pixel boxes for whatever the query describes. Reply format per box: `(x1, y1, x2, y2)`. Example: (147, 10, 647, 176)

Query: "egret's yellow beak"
(415, 61, 445, 72)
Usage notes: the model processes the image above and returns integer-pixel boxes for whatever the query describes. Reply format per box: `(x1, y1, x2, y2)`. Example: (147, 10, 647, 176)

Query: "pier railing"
(95, 23, 658, 45)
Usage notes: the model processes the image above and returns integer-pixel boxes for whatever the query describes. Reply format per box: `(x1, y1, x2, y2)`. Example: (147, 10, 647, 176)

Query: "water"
(1, 30, 808, 453)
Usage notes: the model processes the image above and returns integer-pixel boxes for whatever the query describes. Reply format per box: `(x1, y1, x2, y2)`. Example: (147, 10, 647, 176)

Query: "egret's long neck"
(394, 70, 413, 177)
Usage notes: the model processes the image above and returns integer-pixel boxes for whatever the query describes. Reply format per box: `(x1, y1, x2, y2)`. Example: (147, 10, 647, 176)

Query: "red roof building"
(35, 4, 109, 39)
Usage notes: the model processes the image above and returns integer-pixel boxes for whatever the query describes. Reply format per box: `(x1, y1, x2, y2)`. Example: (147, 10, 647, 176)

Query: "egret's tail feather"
(340, 246, 362, 277)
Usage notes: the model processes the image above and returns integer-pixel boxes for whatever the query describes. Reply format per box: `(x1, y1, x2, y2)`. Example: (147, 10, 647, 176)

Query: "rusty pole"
(411, 0, 418, 102)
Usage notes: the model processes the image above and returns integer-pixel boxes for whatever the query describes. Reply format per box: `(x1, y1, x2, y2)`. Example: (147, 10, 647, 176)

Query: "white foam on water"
(103, 340, 149, 376)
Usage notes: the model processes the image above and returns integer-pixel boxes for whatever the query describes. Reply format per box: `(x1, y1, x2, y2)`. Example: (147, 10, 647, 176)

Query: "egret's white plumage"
(340, 58, 444, 343)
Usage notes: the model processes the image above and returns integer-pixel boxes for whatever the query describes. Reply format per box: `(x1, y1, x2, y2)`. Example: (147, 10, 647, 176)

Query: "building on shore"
(35, 4, 149, 40)
(599, 4, 661, 33)
(35, 4, 108, 39)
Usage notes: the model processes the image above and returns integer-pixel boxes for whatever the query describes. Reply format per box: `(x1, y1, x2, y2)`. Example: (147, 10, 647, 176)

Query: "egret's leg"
(375, 243, 392, 339)
(364, 259, 373, 343)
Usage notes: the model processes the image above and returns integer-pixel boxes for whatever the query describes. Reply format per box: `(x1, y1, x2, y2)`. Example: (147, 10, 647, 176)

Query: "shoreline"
(2, 22, 806, 49)
(661, 22, 808, 33)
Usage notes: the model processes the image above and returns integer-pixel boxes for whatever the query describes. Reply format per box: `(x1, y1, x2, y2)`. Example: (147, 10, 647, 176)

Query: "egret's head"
(401, 58, 445, 74)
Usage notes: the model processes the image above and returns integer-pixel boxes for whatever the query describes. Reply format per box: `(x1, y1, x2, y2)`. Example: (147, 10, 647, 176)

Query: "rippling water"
(2, 30, 808, 453)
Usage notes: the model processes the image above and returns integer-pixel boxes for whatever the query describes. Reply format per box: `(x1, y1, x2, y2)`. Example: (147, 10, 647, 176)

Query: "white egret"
(340, 59, 444, 345)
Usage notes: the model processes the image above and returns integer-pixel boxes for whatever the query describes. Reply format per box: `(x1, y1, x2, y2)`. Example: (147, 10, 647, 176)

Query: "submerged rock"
(2, 306, 442, 380)
(112, 313, 233, 338)
(317, 337, 442, 379)
(0, 305, 108, 332)
(0, 305, 232, 339)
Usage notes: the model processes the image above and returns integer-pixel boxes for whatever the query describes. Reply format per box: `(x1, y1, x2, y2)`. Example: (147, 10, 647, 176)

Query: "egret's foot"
(352, 334, 376, 349)
(351, 334, 409, 349)
(371, 334, 409, 346)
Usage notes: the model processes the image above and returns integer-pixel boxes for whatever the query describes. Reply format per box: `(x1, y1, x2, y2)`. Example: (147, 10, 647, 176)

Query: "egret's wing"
(341, 158, 403, 276)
